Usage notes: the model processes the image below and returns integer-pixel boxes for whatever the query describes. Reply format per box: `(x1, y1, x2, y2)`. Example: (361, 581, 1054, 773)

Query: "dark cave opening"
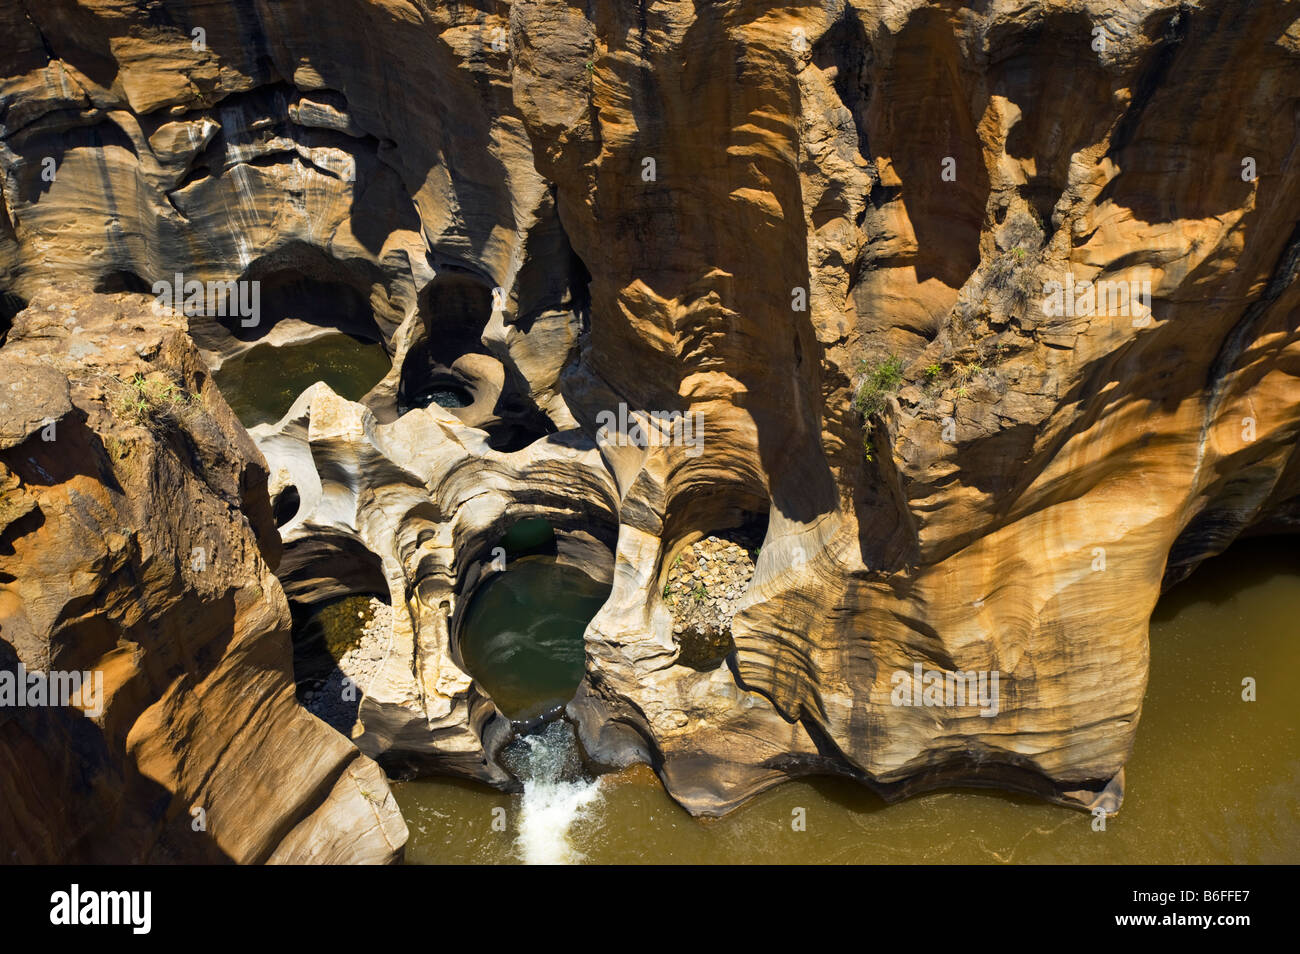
(0, 291, 24, 345)
(396, 272, 494, 411)
(394, 269, 558, 452)
(271, 485, 300, 528)
(225, 268, 379, 343)
(94, 270, 154, 294)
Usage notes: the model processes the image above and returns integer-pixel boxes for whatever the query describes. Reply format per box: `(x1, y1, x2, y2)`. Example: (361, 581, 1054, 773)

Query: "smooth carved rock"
(0, 0, 1298, 832)
(253, 381, 620, 782)
(0, 291, 405, 863)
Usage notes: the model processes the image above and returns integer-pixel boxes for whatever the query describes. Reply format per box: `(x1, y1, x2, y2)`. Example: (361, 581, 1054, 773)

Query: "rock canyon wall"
(0, 291, 405, 861)
(1, 0, 1298, 858)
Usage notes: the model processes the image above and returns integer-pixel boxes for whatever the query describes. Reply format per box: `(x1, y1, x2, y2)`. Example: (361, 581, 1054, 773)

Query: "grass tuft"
(853, 355, 905, 418)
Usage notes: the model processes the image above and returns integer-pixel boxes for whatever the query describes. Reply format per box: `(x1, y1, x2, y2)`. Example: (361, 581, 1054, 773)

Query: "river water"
(457, 557, 611, 723)
(213, 332, 391, 427)
(395, 536, 1299, 864)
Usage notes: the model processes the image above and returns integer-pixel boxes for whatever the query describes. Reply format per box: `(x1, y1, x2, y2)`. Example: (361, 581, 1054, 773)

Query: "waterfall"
(507, 721, 603, 865)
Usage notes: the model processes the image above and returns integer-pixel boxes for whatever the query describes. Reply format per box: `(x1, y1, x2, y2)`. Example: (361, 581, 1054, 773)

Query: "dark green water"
(499, 517, 556, 555)
(213, 333, 391, 427)
(397, 536, 1300, 864)
(457, 556, 610, 722)
(399, 385, 474, 415)
(423, 388, 472, 408)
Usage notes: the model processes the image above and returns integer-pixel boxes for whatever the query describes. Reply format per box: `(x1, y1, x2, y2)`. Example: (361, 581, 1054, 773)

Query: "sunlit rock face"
(1, 0, 1298, 837)
(0, 291, 406, 862)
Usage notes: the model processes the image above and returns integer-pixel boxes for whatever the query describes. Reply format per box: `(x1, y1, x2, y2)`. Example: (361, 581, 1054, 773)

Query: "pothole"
(291, 593, 392, 735)
(663, 525, 765, 671)
(213, 332, 392, 428)
(398, 379, 474, 414)
(456, 519, 610, 725)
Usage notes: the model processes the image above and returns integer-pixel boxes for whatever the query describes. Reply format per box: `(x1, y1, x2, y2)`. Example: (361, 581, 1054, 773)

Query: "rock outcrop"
(257, 378, 619, 782)
(1, 0, 1298, 837)
(0, 290, 405, 862)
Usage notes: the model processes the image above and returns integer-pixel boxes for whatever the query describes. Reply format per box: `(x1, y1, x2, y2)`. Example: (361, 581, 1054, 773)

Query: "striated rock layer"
(0, 291, 405, 862)
(1, 0, 1298, 839)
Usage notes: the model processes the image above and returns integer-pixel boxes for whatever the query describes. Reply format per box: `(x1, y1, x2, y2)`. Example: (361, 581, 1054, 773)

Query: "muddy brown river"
(395, 536, 1297, 864)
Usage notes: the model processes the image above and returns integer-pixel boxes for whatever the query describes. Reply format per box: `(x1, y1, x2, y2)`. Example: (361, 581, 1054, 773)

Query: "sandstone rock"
(0, 290, 405, 863)
(0, 0, 1297, 830)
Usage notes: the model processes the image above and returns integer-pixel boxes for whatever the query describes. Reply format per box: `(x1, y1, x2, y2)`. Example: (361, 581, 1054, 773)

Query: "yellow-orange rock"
(0, 290, 405, 862)
(0, 0, 1297, 829)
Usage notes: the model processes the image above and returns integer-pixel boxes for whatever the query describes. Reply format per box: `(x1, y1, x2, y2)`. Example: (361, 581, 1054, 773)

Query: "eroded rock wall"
(0, 290, 405, 862)
(513, 0, 1300, 813)
(1, 0, 1297, 829)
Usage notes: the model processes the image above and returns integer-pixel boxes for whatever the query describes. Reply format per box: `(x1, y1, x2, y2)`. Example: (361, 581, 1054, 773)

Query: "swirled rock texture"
(0, 291, 405, 862)
(1, 0, 1298, 838)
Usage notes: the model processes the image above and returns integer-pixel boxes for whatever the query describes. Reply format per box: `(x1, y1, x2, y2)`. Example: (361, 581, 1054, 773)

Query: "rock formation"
(1, 0, 1298, 851)
(0, 290, 405, 862)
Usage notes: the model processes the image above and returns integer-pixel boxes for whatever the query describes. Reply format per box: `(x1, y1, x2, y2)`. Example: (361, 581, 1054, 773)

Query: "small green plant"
(691, 583, 708, 604)
(853, 354, 905, 418)
(925, 363, 942, 379)
(862, 433, 875, 462)
(985, 215, 1042, 313)
(955, 384, 970, 399)
(112, 372, 196, 428)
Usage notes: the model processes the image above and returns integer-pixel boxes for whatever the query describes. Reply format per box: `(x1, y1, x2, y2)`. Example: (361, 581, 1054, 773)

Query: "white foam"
(516, 774, 604, 865)
(512, 723, 604, 865)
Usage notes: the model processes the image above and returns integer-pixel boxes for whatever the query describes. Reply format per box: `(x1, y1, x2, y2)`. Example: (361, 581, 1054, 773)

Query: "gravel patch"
(301, 597, 393, 734)
(662, 532, 760, 669)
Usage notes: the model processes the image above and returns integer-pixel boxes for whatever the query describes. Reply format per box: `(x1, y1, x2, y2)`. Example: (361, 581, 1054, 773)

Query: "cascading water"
(393, 536, 1299, 864)
(502, 720, 604, 865)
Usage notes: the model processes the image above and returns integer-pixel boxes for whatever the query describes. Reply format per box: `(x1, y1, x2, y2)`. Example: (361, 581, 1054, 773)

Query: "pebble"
(302, 597, 393, 733)
(661, 532, 760, 651)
